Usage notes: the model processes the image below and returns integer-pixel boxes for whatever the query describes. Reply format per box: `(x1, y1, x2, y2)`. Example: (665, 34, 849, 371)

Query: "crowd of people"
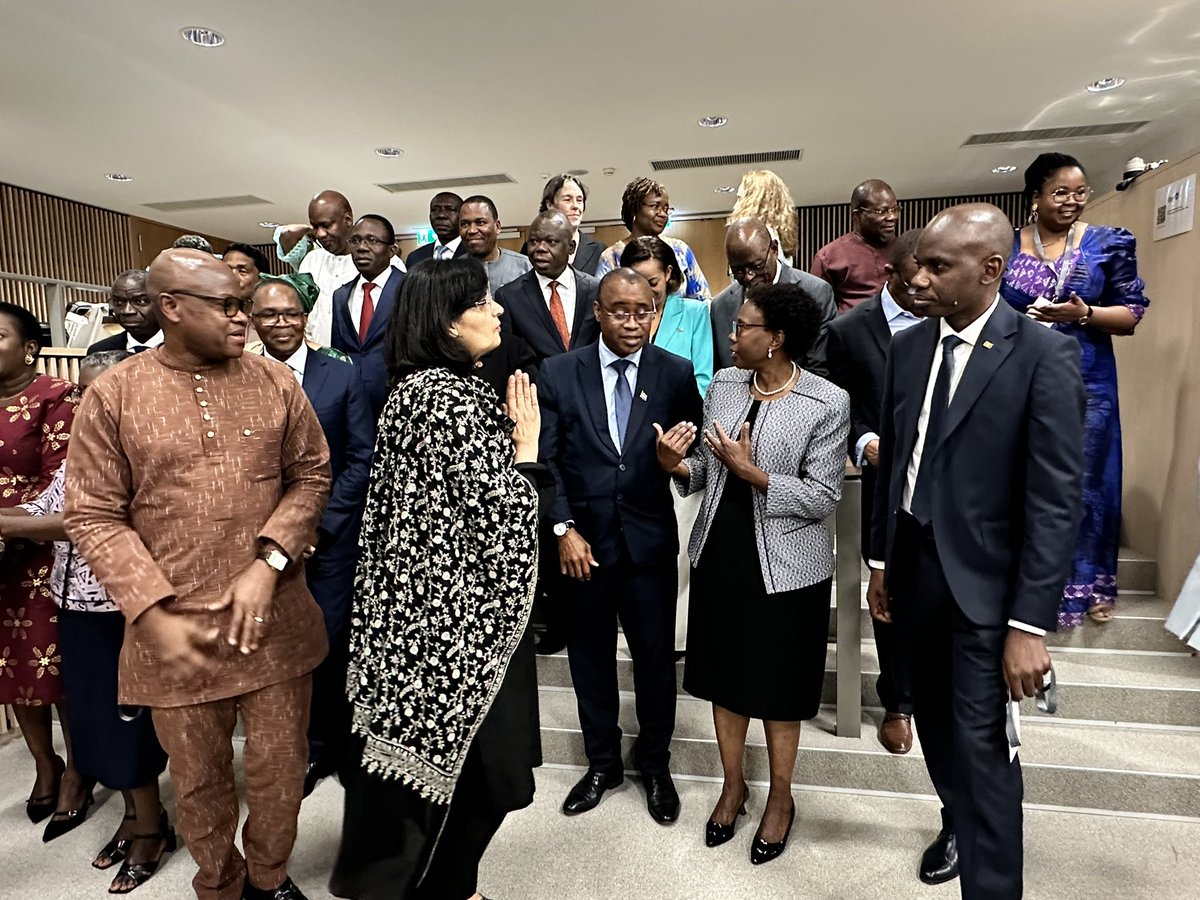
(0, 155, 1149, 900)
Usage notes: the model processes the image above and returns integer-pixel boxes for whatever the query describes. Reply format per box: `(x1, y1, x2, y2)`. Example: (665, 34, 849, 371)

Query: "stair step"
(536, 645, 1200, 728)
(536, 688, 1200, 818)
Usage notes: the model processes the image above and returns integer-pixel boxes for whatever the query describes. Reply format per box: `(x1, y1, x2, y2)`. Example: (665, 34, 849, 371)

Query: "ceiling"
(3, 0, 1200, 244)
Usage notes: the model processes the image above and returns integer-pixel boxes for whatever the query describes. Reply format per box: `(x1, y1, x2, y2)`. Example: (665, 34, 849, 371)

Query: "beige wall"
(1085, 150, 1200, 600)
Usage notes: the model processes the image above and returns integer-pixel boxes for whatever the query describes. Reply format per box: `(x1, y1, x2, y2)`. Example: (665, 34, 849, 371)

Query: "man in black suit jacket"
(496, 210, 601, 362)
(404, 191, 468, 268)
(251, 278, 377, 796)
(868, 205, 1084, 898)
(88, 269, 163, 353)
(824, 229, 924, 755)
(331, 215, 406, 416)
(539, 269, 702, 824)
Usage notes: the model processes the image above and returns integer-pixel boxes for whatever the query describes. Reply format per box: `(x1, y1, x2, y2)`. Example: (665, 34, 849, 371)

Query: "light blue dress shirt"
(597, 340, 642, 453)
(854, 285, 924, 465)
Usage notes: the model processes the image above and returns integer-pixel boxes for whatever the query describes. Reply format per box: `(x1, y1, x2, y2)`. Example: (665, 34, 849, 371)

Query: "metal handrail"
(833, 474, 863, 737)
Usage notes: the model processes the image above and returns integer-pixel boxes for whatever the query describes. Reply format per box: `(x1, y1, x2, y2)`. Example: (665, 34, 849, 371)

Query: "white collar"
(261, 341, 309, 376)
(434, 235, 462, 253)
(535, 268, 575, 291)
(938, 295, 1001, 348)
(127, 329, 164, 351)
(772, 258, 784, 285)
(357, 266, 394, 292)
(598, 339, 643, 369)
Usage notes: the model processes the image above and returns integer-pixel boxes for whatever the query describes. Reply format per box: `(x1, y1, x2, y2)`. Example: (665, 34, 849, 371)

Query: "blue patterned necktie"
(910, 334, 964, 526)
(611, 358, 633, 449)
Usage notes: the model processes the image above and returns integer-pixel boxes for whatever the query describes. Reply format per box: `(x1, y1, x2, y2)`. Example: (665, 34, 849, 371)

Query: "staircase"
(535, 550, 1200, 820)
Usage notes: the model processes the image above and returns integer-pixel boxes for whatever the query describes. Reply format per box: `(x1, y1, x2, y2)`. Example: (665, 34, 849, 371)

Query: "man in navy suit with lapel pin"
(496, 209, 601, 363)
(539, 268, 703, 824)
(331, 215, 406, 416)
(250, 274, 377, 798)
(868, 204, 1084, 898)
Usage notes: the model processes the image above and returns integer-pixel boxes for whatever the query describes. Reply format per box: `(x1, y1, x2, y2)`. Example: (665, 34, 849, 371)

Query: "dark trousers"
(891, 512, 1024, 900)
(306, 547, 355, 762)
(566, 541, 677, 776)
(861, 466, 912, 714)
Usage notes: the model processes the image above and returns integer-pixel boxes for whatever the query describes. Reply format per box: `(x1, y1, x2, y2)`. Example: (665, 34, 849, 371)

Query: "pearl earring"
(767, 347, 773, 359)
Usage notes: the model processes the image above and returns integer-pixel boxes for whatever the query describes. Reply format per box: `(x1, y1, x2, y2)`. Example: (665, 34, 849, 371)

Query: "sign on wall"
(1153, 174, 1195, 241)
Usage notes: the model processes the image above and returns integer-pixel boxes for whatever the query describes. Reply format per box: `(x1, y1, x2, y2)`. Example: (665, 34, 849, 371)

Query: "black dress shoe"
(562, 769, 623, 815)
(750, 799, 795, 865)
(919, 829, 959, 885)
(643, 773, 680, 825)
(243, 876, 309, 900)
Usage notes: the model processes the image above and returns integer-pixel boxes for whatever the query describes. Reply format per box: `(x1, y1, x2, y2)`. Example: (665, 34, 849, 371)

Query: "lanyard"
(1031, 223, 1077, 301)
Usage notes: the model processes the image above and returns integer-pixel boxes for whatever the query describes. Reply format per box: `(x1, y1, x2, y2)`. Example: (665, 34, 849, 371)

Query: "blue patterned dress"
(1000, 226, 1148, 628)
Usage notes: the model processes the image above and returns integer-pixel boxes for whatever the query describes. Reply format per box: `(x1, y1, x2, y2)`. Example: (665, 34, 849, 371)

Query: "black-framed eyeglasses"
(599, 306, 657, 324)
(732, 319, 771, 334)
(730, 251, 774, 280)
(346, 235, 393, 248)
(251, 311, 305, 326)
(858, 205, 901, 217)
(109, 295, 151, 311)
(1048, 187, 1092, 204)
(167, 290, 253, 318)
(642, 201, 674, 215)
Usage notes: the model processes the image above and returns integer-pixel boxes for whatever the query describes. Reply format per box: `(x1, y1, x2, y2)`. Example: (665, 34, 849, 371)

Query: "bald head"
(926, 203, 1013, 261)
(147, 248, 248, 363)
(910, 203, 1014, 326)
(527, 210, 574, 278)
(725, 217, 779, 289)
(851, 179, 898, 245)
(146, 248, 239, 306)
(307, 190, 354, 255)
(726, 217, 771, 252)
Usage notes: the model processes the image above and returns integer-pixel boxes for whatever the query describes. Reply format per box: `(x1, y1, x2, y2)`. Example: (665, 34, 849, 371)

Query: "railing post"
(44, 282, 67, 346)
(835, 475, 862, 737)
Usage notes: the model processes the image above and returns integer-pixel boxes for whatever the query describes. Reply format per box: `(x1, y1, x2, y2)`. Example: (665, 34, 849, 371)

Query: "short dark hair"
(355, 214, 396, 244)
(173, 234, 214, 253)
(386, 257, 488, 379)
(620, 177, 668, 230)
(1023, 152, 1087, 209)
(0, 302, 43, 356)
(113, 268, 147, 287)
(745, 282, 826, 361)
(460, 195, 499, 220)
(539, 175, 589, 213)
(597, 267, 649, 305)
(888, 228, 923, 267)
(619, 236, 682, 295)
(223, 242, 270, 273)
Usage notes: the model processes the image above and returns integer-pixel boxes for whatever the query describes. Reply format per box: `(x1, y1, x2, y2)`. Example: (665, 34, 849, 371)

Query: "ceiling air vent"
(962, 122, 1149, 146)
(650, 149, 802, 172)
(377, 174, 516, 193)
(142, 195, 270, 212)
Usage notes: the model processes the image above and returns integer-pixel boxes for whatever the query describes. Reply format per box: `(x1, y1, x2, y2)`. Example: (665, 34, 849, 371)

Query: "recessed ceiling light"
(602, 167, 616, 176)
(258, 221, 279, 228)
(566, 168, 589, 176)
(538, 172, 551, 179)
(1086, 77, 1125, 93)
(992, 165, 1018, 174)
(180, 27, 225, 48)
(105, 173, 133, 182)
(698, 115, 728, 128)
(374, 147, 404, 158)
(714, 185, 736, 193)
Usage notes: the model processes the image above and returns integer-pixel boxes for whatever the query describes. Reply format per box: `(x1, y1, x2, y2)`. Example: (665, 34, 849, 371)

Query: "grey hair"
(81, 349, 133, 372)
(172, 234, 214, 253)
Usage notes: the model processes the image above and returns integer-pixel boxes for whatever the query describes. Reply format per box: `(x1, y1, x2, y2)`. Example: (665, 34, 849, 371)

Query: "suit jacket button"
(619, 464, 626, 471)
(617, 493, 624, 501)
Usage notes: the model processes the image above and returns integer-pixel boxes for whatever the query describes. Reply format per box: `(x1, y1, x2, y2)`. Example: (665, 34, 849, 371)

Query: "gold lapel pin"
(983, 340, 994, 349)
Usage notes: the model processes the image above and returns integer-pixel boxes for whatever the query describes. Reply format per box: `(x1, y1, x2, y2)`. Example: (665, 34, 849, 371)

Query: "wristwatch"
(553, 521, 575, 537)
(257, 548, 289, 572)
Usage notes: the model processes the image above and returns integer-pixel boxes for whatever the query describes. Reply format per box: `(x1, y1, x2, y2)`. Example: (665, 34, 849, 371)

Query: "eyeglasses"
(109, 295, 151, 311)
(730, 249, 775, 280)
(251, 311, 305, 326)
(857, 205, 901, 217)
(642, 201, 674, 215)
(599, 306, 657, 324)
(732, 319, 773, 334)
(167, 290, 253, 318)
(469, 293, 496, 309)
(346, 235, 393, 248)
(1048, 187, 1092, 204)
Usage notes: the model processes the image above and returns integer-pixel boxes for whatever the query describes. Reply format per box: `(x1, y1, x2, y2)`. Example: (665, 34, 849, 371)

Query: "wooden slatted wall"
(796, 192, 1025, 269)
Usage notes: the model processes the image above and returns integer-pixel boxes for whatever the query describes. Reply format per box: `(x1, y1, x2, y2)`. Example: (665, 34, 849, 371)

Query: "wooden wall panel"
(128, 217, 231, 270)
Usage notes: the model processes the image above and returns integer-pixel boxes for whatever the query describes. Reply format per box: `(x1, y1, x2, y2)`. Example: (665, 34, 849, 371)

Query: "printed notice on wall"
(1153, 173, 1195, 241)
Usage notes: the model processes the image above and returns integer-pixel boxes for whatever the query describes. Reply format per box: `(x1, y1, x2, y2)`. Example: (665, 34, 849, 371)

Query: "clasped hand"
(1027, 292, 1087, 324)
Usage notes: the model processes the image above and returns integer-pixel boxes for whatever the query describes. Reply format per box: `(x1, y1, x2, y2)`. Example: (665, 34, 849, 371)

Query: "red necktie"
(359, 282, 375, 344)
(548, 280, 570, 349)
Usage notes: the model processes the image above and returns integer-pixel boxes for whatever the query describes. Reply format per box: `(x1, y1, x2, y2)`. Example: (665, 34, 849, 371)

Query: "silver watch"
(258, 548, 289, 572)
(553, 521, 574, 537)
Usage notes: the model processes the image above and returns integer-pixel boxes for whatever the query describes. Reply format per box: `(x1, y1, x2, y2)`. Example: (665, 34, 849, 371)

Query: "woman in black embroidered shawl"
(332, 258, 552, 900)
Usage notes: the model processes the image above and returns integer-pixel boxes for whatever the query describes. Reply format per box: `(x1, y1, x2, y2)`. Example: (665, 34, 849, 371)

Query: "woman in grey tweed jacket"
(656, 281, 850, 866)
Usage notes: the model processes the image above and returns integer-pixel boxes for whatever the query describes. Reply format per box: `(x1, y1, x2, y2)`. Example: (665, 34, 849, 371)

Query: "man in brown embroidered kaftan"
(64, 249, 331, 900)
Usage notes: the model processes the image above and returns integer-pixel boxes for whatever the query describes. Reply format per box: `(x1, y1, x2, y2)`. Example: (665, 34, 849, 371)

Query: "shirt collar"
(535, 268, 575, 292)
(598, 339, 643, 369)
(880, 285, 920, 322)
(358, 266, 394, 292)
(938, 295, 1000, 348)
(260, 341, 309, 376)
(772, 258, 783, 285)
(434, 235, 462, 253)
(127, 329, 164, 351)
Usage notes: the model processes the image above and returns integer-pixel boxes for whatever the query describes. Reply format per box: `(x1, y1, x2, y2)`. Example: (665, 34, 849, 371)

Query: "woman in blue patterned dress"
(1000, 153, 1149, 627)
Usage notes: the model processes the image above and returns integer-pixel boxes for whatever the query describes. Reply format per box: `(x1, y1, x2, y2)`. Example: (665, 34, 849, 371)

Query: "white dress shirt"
(127, 329, 164, 353)
(260, 342, 308, 386)
(536, 267, 577, 338)
(432, 236, 462, 260)
(597, 339, 641, 453)
(349, 266, 396, 337)
(299, 248, 404, 345)
(854, 285, 924, 465)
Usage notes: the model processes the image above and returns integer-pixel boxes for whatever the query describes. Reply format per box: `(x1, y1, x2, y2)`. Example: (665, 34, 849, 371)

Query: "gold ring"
(252, 615, 265, 623)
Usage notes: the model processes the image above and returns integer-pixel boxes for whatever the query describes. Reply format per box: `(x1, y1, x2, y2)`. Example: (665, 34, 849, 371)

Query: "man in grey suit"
(711, 218, 836, 376)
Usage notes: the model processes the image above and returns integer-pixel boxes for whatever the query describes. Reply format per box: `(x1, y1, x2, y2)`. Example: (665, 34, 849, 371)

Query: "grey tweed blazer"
(678, 367, 850, 593)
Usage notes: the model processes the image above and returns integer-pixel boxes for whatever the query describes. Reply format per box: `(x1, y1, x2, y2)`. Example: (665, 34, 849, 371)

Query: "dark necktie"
(909, 335, 964, 526)
(611, 358, 633, 449)
(132, 345, 149, 353)
(547, 280, 571, 349)
(359, 282, 376, 344)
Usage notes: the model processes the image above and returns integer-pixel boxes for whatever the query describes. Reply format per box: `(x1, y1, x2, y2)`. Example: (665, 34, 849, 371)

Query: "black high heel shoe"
(93, 813, 138, 869)
(42, 780, 96, 843)
(25, 754, 65, 824)
(705, 782, 749, 847)
(108, 813, 176, 895)
(750, 797, 796, 865)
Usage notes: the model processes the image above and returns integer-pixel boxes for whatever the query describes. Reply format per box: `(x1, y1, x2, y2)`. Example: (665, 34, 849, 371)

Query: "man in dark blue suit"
(868, 205, 1084, 898)
(331, 215, 406, 416)
(404, 192, 468, 267)
(252, 276, 376, 797)
(539, 269, 703, 824)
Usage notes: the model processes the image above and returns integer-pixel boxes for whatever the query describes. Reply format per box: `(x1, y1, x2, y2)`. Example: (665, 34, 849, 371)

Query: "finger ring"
(252, 615, 265, 623)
